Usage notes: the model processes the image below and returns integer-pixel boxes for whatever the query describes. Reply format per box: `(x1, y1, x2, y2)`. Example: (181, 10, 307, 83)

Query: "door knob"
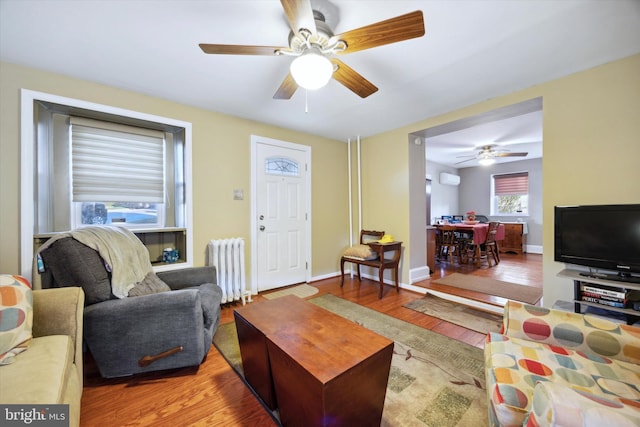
(259, 225, 265, 231)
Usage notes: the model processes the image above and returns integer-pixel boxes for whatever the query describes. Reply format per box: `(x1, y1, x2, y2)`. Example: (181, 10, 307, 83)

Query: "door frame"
(250, 135, 312, 296)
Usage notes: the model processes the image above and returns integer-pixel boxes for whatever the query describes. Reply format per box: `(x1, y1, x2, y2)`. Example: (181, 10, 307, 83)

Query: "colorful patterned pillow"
(0, 275, 33, 365)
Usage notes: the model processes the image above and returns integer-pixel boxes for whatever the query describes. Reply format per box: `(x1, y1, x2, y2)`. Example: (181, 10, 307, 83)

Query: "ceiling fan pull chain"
(305, 89, 308, 113)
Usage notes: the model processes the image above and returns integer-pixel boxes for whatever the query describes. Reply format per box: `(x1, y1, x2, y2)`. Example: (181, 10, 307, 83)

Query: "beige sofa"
(0, 287, 84, 427)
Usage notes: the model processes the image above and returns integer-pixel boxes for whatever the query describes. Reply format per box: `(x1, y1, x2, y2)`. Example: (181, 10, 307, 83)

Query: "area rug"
(261, 283, 318, 300)
(433, 273, 542, 305)
(213, 294, 487, 427)
(404, 294, 503, 334)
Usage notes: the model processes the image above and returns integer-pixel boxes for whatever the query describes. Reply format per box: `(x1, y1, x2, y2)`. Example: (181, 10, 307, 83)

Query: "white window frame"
(20, 89, 193, 280)
(490, 171, 529, 217)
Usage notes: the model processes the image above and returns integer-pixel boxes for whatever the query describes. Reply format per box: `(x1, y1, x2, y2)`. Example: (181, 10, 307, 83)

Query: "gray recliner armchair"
(36, 226, 222, 378)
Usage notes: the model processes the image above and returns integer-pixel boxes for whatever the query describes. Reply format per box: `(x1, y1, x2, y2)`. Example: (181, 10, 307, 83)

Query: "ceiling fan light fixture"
(290, 50, 333, 90)
(479, 157, 495, 166)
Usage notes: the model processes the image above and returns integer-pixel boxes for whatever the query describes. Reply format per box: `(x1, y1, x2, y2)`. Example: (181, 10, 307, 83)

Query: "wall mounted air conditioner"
(439, 172, 460, 186)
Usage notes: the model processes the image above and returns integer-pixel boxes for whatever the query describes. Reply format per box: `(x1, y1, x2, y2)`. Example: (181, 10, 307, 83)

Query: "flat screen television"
(554, 204, 640, 281)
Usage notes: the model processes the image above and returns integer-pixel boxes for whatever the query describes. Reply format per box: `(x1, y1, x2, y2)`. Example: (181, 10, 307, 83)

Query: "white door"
(252, 137, 310, 292)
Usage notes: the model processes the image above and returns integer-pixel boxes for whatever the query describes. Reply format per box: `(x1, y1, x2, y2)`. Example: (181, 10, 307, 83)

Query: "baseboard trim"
(410, 266, 430, 283)
(526, 245, 543, 254)
(311, 271, 342, 282)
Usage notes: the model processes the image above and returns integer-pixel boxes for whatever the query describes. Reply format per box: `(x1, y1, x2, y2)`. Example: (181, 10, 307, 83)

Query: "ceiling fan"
(455, 144, 528, 165)
(199, 0, 425, 100)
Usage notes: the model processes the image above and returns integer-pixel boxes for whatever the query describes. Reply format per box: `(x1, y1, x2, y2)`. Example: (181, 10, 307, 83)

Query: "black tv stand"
(560, 269, 640, 325)
(579, 271, 640, 285)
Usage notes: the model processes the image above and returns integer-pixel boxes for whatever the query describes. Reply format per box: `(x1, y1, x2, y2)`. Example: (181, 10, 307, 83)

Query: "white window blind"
(70, 117, 165, 203)
(494, 172, 529, 195)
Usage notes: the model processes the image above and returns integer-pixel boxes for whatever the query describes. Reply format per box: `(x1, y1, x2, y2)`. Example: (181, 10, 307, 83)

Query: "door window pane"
(265, 157, 299, 176)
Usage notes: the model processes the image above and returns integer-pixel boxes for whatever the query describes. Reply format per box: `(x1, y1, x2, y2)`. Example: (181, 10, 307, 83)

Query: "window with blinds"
(492, 172, 529, 215)
(70, 117, 165, 203)
(69, 117, 166, 228)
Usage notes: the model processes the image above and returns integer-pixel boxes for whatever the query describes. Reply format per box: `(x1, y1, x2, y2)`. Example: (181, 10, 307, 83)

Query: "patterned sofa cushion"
(526, 381, 640, 427)
(486, 332, 640, 426)
(502, 301, 640, 365)
(487, 300, 640, 426)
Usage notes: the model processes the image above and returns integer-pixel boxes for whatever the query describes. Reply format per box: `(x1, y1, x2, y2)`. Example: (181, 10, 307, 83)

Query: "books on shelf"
(580, 283, 626, 299)
(581, 291, 625, 302)
(579, 282, 640, 309)
(580, 295, 625, 308)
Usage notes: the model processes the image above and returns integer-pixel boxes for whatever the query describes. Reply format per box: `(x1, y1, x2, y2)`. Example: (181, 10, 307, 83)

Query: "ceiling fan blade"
(454, 158, 476, 165)
(273, 73, 298, 100)
(330, 59, 378, 98)
(280, 0, 316, 34)
(199, 44, 285, 55)
(495, 152, 528, 157)
(332, 10, 425, 55)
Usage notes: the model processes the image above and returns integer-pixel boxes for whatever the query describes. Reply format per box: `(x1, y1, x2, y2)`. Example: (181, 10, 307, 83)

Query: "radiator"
(207, 238, 251, 305)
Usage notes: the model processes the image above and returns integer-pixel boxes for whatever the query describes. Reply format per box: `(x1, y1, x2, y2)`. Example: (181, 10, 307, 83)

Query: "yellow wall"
(2, 55, 639, 305)
(361, 54, 640, 306)
(0, 61, 350, 281)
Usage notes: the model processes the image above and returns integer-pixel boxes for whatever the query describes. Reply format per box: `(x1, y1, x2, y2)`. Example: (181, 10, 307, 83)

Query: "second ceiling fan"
(456, 144, 529, 165)
(199, 0, 425, 100)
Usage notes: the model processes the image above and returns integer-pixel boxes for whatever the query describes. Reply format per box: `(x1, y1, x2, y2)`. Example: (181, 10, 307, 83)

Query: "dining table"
(435, 222, 505, 267)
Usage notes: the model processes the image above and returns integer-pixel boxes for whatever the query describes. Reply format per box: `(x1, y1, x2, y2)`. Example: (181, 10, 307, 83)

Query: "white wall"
(426, 160, 460, 223)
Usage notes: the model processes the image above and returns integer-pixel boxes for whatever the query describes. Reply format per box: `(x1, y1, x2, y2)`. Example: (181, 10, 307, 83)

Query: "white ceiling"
(423, 100, 544, 168)
(1, 0, 639, 165)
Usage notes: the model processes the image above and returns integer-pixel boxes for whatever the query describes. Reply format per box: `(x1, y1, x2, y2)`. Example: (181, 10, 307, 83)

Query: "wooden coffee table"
(234, 295, 394, 427)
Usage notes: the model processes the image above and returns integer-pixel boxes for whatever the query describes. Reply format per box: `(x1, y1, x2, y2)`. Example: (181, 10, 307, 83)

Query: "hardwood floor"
(80, 252, 541, 426)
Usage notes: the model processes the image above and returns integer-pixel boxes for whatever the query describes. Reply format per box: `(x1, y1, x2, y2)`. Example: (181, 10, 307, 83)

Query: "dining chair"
(466, 221, 501, 267)
(455, 230, 474, 264)
(485, 221, 501, 265)
(437, 225, 459, 264)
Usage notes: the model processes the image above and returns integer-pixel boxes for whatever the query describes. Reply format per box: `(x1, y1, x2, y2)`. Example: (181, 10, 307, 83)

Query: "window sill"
(153, 261, 193, 273)
(34, 227, 188, 268)
(34, 226, 186, 238)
